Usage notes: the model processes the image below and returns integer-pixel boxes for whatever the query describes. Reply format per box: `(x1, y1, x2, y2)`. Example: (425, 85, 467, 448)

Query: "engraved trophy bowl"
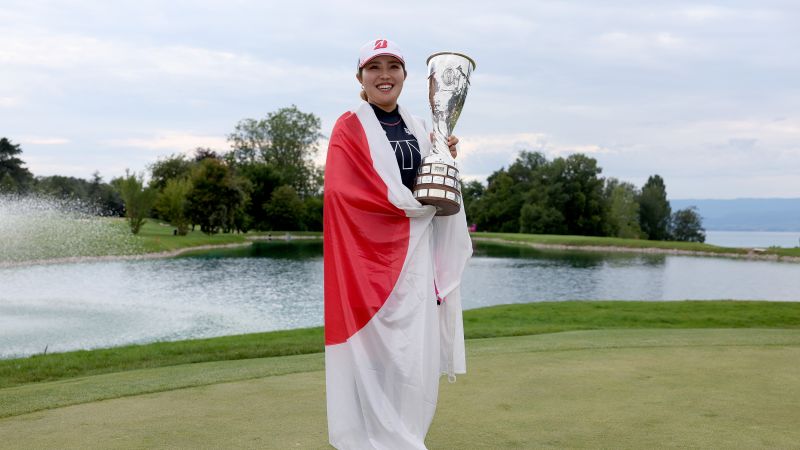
(413, 52, 476, 216)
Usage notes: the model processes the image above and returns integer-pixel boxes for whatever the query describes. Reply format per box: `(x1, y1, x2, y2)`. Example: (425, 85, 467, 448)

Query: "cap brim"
(359, 53, 405, 68)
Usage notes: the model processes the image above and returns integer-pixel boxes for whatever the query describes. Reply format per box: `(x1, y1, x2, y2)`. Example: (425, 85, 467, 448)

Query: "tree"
(237, 162, 283, 230)
(461, 180, 485, 225)
(605, 178, 642, 239)
(186, 159, 248, 234)
(0, 173, 17, 192)
(671, 207, 706, 242)
(227, 118, 266, 165)
(516, 152, 606, 236)
(302, 194, 324, 231)
(552, 154, 606, 236)
(33, 173, 123, 216)
(193, 147, 220, 162)
(87, 172, 125, 216)
(149, 154, 194, 191)
(33, 175, 90, 199)
(155, 177, 192, 235)
(638, 175, 671, 241)
(0, 137, 34, 193)
(228, 105, 322, 196)
(263, 185, 306, 231)
(519, 202, 566, 234)
(114, 170, 156, 234)
(471, 170, 522, 232)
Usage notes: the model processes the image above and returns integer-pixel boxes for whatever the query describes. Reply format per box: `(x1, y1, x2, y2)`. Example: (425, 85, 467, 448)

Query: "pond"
(704, 230, 800, 249)
(2, 240, 799, 358)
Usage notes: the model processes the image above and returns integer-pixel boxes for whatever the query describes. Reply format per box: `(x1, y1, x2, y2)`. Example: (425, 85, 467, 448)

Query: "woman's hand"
(447, 135, 459, 159)
(430, 133, 460, 158)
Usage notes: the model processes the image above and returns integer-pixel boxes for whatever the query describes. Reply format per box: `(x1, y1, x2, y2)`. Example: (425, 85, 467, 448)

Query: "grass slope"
(474, 231, 744, 253)
(473, 231, 800, 258)
(2, 301, 799, 390)
(135, 226, 800, 257)
(131, 220, 320, 254)
(1, 329, 799, 448)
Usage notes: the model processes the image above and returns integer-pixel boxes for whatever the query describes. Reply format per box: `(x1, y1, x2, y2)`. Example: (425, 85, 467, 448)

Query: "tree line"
(1, 105, 323, 235)
(1, 137, 124, 215)
(2, 108, 704, 242)
(462, 151, 705, 242)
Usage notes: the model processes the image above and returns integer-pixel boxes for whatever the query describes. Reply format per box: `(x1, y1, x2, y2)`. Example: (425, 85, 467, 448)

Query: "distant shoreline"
(0, 235, 320, 269)
(470, 236, 800, 263)
(3, 232, 799, 269)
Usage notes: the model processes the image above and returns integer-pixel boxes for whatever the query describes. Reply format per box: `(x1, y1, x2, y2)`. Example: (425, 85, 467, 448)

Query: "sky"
(1, 1, 798, 199)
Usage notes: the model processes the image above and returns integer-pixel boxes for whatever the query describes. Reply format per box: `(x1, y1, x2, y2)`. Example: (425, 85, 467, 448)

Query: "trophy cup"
(413, 52, 476, 216)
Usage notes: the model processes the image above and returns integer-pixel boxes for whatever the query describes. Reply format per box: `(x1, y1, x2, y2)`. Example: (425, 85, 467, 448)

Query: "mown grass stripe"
(2, 300, 799, 390)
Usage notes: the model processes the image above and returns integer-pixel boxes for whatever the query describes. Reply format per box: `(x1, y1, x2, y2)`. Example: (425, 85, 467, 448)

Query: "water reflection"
(181, 240, 323, 260)
(2, 240, 799, 358)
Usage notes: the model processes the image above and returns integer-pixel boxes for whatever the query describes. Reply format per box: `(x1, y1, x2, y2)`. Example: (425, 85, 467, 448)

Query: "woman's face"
(358, 55, 405, 112)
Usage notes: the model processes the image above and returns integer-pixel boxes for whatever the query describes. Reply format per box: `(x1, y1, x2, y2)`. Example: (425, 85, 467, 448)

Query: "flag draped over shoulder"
(324, 102, 472, 450)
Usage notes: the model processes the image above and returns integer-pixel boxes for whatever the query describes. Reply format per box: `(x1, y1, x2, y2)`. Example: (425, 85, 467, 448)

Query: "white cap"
(358, 39, 405, 69)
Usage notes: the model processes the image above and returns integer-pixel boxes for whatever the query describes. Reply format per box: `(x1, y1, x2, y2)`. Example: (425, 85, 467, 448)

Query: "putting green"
(1, 329, 799, 449)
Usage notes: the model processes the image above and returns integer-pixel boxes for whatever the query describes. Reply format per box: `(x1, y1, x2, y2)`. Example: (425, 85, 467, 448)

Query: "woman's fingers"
(429, 134, 460, 158)
(448, 135, 459, 158)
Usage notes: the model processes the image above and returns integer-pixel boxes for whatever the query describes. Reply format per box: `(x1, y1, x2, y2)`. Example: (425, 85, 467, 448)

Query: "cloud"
(678, 5, 778, 23)
(106, 132, 229, 153)
(458, 132, 548, 157)
(459, 132, 616, 159)
(20, 137, 70, 145)
(669, 118, 800, 159)
(460, 13, 537, 37)
(589, 30, 699, 68)
(680, 5, 731, 22)
(1, 1, 797, 199)
(711, 118, 800, 139)
(0, 29, 353, 97)
(22, 155, 99, 178)
(453, 132, 619, 181)
(0, 97, 21, 108)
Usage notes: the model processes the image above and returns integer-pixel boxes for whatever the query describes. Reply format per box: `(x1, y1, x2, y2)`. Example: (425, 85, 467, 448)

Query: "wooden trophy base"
(413, 160, 462, 216)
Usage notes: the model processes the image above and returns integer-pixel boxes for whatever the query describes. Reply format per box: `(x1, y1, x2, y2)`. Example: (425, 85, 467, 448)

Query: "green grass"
(128, 227, 800, 259)
(0, 216, 322, 263)
(473, 231, 751, 255)
(3, 300, 799, 390)
(130, 220, 321, 254)
(462, 300, 800, 338)
(767, 246, 800, 257)
(0, 216, 141, 263)
(0, 353, 325, 419)
(7, 217, 793, 263)
(2, 329, 799, 448)
(131, 220, 246, 253)
(0, 327, 323, 389)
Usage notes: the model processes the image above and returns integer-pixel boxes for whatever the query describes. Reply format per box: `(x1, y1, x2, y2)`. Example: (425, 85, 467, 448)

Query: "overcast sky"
(1, 1, 798, 199)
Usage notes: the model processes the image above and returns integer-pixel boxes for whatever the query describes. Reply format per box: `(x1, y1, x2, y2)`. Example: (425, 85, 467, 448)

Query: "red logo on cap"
(374, 40, 388, 50)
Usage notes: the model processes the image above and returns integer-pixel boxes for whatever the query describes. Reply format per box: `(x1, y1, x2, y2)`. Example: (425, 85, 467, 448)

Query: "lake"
(704, 230, 800, 248)
(2, 240, 799, 358)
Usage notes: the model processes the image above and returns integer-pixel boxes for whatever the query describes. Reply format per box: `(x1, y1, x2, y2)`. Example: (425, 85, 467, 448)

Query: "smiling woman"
(357, 54, 406, 111)
(322, 39, 473, 449)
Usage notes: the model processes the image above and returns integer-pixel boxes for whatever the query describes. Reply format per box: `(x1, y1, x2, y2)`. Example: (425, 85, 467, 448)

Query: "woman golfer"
(323, 39, 472, 449)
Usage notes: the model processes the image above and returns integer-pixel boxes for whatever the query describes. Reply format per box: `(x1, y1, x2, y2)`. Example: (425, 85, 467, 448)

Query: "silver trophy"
(413, 52, 476, 216)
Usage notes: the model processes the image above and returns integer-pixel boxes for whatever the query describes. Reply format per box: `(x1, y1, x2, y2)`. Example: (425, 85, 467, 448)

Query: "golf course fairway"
(1, 328, 799, 449)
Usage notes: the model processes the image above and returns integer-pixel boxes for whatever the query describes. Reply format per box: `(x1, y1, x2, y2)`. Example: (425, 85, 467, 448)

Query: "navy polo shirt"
(370, 103, 421, 191)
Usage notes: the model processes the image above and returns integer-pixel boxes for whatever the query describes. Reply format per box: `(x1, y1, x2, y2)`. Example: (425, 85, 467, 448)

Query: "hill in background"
(671, 198, 800, 231)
